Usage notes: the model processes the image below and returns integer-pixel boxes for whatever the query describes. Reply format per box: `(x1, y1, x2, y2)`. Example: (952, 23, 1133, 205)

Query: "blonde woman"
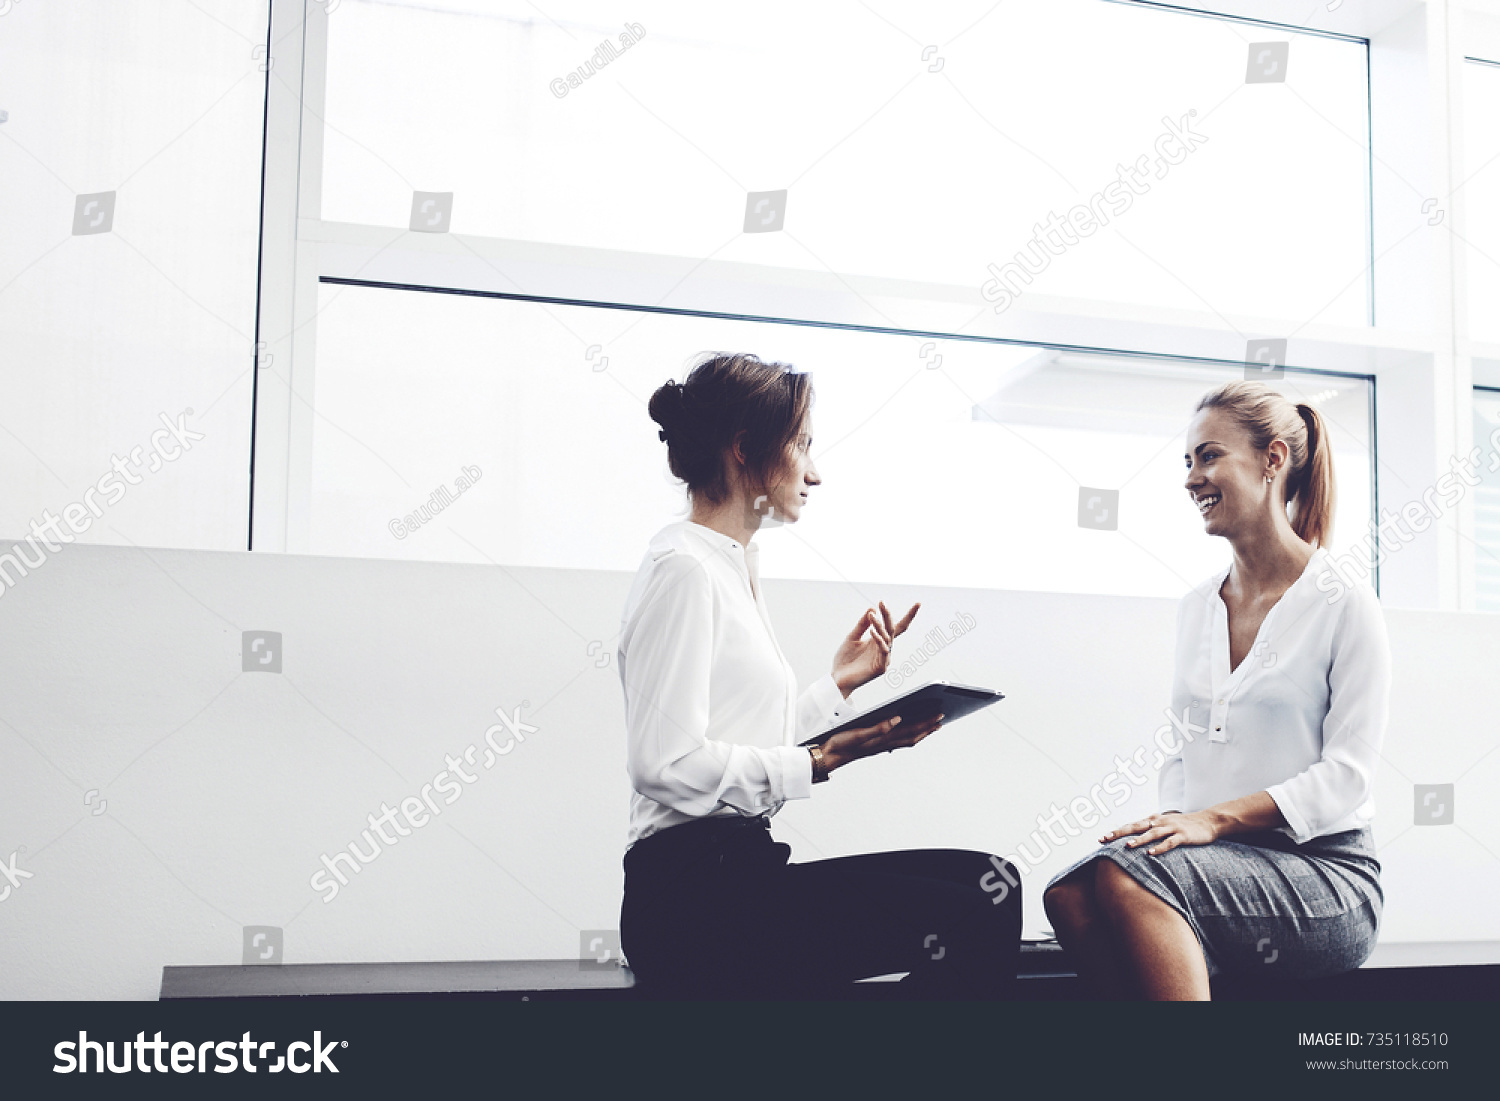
(1044, 380, 1389, 1000)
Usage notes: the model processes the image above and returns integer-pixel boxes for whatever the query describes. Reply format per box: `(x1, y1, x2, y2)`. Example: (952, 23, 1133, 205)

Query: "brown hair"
(649, 352, 813, 506)
(1195, 379, 1336, 547)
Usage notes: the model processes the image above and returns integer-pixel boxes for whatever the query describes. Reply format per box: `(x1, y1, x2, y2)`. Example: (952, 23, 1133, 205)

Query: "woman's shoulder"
(630, 522, 721, 600)
(622, 523, 716, 625)
(1305, 548, 1381, 615)
(641, 520, 712, 567)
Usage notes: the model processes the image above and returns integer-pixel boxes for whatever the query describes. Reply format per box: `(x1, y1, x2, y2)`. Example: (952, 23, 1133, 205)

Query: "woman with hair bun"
(1044, 380, 1390, 999)
(617, 351, 1021, 999)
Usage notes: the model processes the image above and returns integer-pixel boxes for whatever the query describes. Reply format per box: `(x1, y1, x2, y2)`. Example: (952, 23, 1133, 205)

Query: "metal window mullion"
(252, 0, 329, 554)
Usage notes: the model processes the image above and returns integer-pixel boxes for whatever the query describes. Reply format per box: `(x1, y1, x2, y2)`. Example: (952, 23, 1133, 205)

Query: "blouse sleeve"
(621, 550, 814, 816)
(1157, 595, 1192, 813)
(796, 673, 846, 742)
(1158, 755, 1186, 815)
(1265, 585, 1391, 843)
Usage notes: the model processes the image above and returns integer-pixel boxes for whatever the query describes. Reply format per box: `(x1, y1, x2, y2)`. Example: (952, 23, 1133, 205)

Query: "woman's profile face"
(753, 411, 820, 525)
(1183, 406, 1268, 540)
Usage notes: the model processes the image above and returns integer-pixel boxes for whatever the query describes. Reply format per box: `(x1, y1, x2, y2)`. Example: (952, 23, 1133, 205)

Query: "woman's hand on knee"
(1101, 811, 1219, 855)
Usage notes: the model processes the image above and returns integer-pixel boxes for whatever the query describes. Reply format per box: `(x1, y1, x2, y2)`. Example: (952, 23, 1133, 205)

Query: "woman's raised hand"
(831, 601, 920, 695)
(819, 711, 944, 774)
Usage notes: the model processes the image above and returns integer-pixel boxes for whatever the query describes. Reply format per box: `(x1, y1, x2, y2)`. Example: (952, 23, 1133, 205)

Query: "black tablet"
(799, 681, 1005, 746)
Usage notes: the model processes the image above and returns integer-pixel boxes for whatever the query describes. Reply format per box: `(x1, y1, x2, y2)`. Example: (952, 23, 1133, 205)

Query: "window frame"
(251, 0, 1492, 612)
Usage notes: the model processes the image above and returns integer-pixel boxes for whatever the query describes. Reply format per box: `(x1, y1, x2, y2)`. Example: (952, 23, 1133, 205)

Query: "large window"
(319, 0, 1372, 325)
(276, 0, 1385, 599)
(307, 280, 1375, 598)
(27, 2, 1499, 609)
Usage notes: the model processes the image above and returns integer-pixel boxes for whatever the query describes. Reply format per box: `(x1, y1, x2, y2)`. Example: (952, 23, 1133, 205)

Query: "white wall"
(0, 538, 1496, 999)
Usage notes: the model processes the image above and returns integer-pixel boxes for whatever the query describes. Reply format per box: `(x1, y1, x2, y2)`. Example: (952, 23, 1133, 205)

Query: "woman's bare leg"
(1093, 859, 1211, 1001)
(1043, 868, 1132, 998)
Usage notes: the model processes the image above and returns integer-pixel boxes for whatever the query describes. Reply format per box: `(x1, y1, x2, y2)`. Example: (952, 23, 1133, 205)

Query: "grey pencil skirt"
(1046, 826, 1382, 979)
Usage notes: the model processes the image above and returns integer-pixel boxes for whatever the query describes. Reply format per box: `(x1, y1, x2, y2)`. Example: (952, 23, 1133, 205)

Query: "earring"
(1265, 474, 1273, 483)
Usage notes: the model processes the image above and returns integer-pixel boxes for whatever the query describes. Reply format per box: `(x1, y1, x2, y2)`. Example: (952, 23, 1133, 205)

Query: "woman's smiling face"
(1184, 406, 1275, 539)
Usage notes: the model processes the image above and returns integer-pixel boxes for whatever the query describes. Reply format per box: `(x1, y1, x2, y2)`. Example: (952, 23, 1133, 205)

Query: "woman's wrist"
(808, 743, 831, 784)
(1203, 792, 1284, 838)
(1199, 809, 1231, 841)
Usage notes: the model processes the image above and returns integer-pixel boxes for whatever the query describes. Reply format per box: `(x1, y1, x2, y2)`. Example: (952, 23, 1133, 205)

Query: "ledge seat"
(159, 943, 1500, 1001)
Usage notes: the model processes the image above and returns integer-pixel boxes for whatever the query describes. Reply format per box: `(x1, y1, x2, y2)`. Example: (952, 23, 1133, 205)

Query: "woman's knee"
(1092, 857, 1154, 915)
(1043, 877, 1092, 932)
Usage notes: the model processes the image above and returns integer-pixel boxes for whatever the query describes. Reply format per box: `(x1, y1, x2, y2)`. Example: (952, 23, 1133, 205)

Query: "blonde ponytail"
(1290, 402, 1335, 548)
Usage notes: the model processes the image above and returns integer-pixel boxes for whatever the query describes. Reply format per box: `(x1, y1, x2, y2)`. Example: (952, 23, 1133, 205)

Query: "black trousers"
(620, 816, 1022, 999)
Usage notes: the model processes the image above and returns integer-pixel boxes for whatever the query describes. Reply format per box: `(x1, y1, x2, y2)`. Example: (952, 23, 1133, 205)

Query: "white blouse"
(617, 521, 848, 846)
(1158, 547, 1392, 843)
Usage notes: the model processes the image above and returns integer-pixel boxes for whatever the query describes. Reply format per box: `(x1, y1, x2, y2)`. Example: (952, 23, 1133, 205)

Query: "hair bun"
(649, 378, 688, 444)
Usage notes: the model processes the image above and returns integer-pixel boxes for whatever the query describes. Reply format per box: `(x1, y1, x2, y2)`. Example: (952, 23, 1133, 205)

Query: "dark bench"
(160, 959, 636, 1001)
(1017, 941, 1500, 1000)
(160, 943, 1499, 1001)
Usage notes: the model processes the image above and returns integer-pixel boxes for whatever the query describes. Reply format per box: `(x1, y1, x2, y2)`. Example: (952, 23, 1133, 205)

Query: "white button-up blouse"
(618, 521, 848, 846)
(1158, 548, 1392, 843)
